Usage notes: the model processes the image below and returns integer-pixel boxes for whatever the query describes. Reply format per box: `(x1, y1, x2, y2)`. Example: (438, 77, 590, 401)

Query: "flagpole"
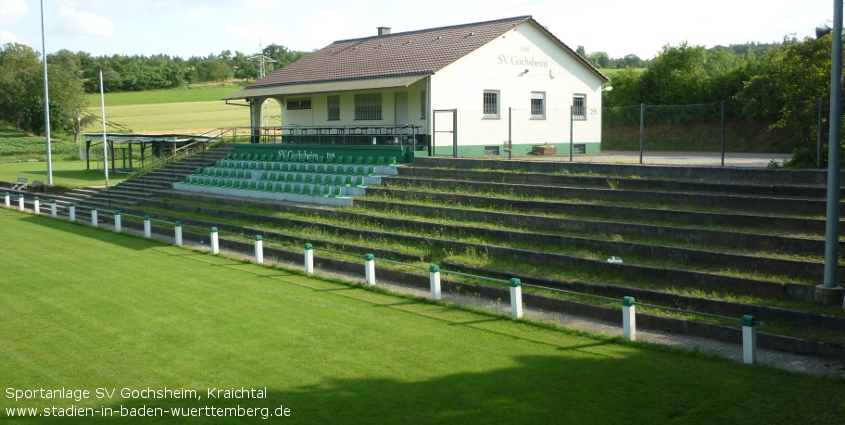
(100, 70, 109, 187)
(40, 0, 53, 185)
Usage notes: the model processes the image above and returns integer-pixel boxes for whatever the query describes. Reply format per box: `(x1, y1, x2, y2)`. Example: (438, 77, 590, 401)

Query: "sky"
(0, 0, 834, 60)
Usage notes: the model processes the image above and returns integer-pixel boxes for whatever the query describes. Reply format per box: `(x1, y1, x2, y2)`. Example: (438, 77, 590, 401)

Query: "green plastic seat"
(272, 163, 280, 170)
(334, 175, 344, 185)
(313, 175, 323, 184)
(332, 187, 342, 197)
(259, 172, 267, 180)
(345, 156, 353, 164)
(260, 154, 266, 161)
(336, 155, 344, 164)
(294, 174, 303, 183)
(227, 180, 234, 188)
(357, 166, 366, 176)
(365, 156, 374, 165)
(388, 156, 397, 165)
(355, 177, 365, 187)
(248, 181, 257, 190)
(264, 182, 274, 191)
(366, 166, 375, 176)
(302, 185, 311, 195)
(283, 183, 292, 193)
(274, 183, 283, 192)
(292, 184, 301, 194)
(304, 174, 313, 183)
(325, 156, 335, 164)
(344, 176, 353, 187)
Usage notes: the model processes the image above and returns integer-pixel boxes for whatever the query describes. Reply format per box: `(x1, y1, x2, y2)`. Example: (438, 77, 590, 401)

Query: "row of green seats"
(216, 161, 377, 176)
(224, 153, 396, 166)
(184, 175, 365, 188)
(193, 168, 371, 183)
(197, 168, 253, 179)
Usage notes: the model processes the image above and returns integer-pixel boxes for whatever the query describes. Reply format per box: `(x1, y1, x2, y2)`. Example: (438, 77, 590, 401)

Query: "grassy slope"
(0, 161, 130, 188)
(85, 85, 244, 107)
(83, 100, 250, 133)
(0, 208, 843, 424)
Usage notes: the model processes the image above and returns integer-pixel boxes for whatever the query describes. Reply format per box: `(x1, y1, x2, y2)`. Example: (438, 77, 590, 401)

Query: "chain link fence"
(433, 102, 798, 168)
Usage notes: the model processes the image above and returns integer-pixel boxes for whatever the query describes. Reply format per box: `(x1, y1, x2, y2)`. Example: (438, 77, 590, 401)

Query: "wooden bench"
(532, 144, 557, 156)
(11, 177, 28, 191)
(30, 180, 45, 192)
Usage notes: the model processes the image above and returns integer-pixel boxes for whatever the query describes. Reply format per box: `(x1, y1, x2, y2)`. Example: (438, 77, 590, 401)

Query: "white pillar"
(4, 192, 9, 208)
(211, 227, 219, 254)
(143, 215, 151, 238)
(430, 264, 441, 300)
(33, 197, 40, 214)
(304, 243, 314, 274)
(623, 296, 637, 341)
(18, 194, 24, 211)
(50, 200, 57, 218)
(90, 206, 98, 227)
(364, 253, 375, 285)
(509, 278, 523, 319)
(255, 235, 264, 263)
(174, 221, 182, 245)
(114, 211, 121, 232)
(69, 203, 76, 222)
(742, 315, 757, 365)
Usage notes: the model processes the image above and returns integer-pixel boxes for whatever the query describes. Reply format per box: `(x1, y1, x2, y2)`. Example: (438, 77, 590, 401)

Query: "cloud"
(54, 0, 115, 38)
(0, 30, 22, 45)
(0, 0, 28, 26)
(226, 22, 286, 46)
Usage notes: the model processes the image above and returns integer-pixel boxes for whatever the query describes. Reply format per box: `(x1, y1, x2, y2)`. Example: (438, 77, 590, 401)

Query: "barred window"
(354, 93, 382, 120)
(572, 93, 586, 120)
(420, 90, 426, 119)
(483, 90, 500, 118)
(327, 95, 340, 121)
(287, 97, 311, 110)
(531, 92, 546, 119)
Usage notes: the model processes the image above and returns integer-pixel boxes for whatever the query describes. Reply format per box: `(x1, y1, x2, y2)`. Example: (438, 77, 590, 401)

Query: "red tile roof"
(246, 16, 606, 90)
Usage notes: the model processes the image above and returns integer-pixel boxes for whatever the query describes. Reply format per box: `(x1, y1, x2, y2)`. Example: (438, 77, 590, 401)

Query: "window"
(483, 90, 500, 118)
(327, 95, 340, 121)
(531, 92, 546, 119)
(287, 97, 311, 110)
(354, 93, 382, 120)
(484, 146, 500, 155)
(420, 90, 426, 119)
(572, 94, 587, 120)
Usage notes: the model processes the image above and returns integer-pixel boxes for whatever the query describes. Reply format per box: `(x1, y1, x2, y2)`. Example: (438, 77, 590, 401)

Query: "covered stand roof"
(225, 15, 607, 100)
(83, 133, 219, 145)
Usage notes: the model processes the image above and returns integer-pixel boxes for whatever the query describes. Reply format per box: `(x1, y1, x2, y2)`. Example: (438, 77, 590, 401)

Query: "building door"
(394, 92, 408, 127)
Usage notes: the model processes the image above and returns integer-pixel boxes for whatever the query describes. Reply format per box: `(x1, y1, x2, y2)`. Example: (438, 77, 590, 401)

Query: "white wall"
(430, 20, 605, 149)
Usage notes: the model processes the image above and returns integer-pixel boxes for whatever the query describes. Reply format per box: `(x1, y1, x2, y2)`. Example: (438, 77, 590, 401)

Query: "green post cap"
(91, 205, 97, 210)
(34, 196, 39, 201)
(174, 221, 181, 227)
(365, 253, 374, 261)
(114, 210, 120, 215)
(304, 243, 313, 250)
(429, 264, 439, 273)
(51, 199, 56, 204)
(742, 315, 756, 327)
(144, 215, 150, 220)
(509, 278, 521, 288)
(255, 235, 262, 241)
(211, 227, 218, 233)
(623, 296, 635, 307)
(18, 194, 23, 198)
(69, 202, 75, 206)
(4, 192, 8, 196)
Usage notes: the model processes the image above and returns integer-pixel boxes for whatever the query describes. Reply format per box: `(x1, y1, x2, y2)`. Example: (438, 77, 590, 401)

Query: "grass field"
(0, 126, 78, 162)
(0, 161, 130, 188)
(85, 84, 246, 107)
(83, 101, 250, 134)
(1, 208, 843, 424)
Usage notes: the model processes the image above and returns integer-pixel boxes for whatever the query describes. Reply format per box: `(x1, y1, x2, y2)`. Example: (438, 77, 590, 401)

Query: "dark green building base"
(234, 144, 415, 164)
(430, 142, 601, 157)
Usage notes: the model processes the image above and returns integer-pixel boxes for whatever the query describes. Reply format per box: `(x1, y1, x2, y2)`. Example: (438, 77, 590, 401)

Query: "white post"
(143, 215, 151, 238)
(430, 264, 441, 300)
(174, 221, 182, 245)
(18, 194, 24, 211)
(623, 296, 637, 341)
(50, 200, 56, 217)
(742, 315, 758, 365)
(33, 197, 40, 214)
(100, 69, 109, 187)
(254, 235, 264, 263)
(114, 210, 121, 232)
(90, 206, 98, 227)
(304, 243, 314, 274)
(69, 202, 76, 222)
(509, 278, 523, 319)
(364, 253, 375, 285)
(4, 192, 9, 208)
(211, 227, 219, 254)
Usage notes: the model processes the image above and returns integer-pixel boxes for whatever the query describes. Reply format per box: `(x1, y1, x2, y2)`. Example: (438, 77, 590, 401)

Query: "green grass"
(0, 126, 78, 161)
(83, 100, 250, 133)
(0, 208, 843, 424)
(85, 84, 247, 107)
(0, 160, 131, 188)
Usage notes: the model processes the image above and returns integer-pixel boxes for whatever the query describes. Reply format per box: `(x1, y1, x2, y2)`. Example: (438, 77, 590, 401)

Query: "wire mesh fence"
(436, 102, 797, 167)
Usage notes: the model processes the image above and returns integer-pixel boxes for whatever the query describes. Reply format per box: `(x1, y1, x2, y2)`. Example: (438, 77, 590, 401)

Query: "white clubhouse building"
(225, 16, 608, 156)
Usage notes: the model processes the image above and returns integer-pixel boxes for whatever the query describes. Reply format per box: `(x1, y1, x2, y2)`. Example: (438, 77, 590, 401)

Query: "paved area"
(495, 151, 792, 168)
